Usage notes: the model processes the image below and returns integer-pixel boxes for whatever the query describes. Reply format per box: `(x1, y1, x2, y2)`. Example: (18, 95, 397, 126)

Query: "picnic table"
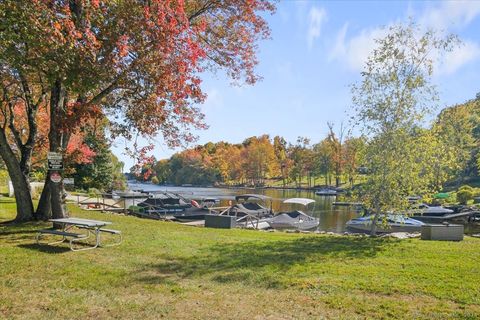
(36, 217, 122, 251)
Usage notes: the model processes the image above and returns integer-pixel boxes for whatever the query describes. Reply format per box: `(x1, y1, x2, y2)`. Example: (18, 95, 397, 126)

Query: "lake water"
(127, 182, 361, 233)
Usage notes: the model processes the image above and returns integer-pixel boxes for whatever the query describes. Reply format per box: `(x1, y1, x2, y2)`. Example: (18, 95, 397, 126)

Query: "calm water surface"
(127, 182, 361, 233)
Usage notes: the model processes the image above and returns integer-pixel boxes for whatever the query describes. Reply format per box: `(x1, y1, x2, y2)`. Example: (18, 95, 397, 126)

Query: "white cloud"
(437, 40, 480, 75)
(329, 1, 480, 73)
(329, 24, 388, 71)
(420, 1, 480, 31)
(329, 22, 348, 61)
(307, 7, 327, 49)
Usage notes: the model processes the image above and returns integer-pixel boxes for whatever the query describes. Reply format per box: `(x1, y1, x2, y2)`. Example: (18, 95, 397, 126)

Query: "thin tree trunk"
(370, 204, 381, 236)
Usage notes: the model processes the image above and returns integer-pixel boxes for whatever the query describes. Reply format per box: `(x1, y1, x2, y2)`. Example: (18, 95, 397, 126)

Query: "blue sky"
(113, 0, 480, 169)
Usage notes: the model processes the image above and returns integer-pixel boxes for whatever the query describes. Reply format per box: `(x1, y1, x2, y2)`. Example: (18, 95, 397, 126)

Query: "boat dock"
(332, 202, 363, 207)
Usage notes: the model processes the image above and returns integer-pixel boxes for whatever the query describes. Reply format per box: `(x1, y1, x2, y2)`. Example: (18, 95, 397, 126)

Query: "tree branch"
(7, 100, 24, 150)
(188, 0, 218, 22)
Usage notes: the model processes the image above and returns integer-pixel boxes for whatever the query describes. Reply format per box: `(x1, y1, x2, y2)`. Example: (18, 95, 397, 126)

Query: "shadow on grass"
(0, 221, 48, 243)
(18, 243, 71, 253)
(0, 198, 16, 204)
(0, 225, 41, 244)
(138, 236, 399, 288)
(0, 229, 39, 236)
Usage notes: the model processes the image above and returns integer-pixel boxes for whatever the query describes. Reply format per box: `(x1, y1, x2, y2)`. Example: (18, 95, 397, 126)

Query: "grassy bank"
(1, 198, 479, 319)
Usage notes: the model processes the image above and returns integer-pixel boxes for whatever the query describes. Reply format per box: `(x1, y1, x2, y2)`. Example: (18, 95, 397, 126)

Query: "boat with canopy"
(228, 194, 272, 218)
(267, 198, 319, 230)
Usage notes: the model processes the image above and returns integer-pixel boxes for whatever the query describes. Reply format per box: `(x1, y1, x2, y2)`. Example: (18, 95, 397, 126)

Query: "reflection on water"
(128, 183, 361, 233)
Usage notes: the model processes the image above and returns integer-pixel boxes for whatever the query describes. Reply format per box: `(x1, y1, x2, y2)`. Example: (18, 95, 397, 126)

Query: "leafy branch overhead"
(0, 0, 276, 221)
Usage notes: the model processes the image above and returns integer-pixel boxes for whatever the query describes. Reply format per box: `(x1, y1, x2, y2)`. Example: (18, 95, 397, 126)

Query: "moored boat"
(346, 214, 424, 233)
(173, 198, 220, 222)
(267, 198, 319, 230)
(228, 194, 272, 218)
(137, 192, 191, 214)
(411, 204, 454, 222)
(411, 204, 478, 223)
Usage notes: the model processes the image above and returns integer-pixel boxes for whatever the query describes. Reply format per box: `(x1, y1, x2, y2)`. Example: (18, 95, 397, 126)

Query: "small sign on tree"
(50, 172, 62, 183)
(47, 152, 63, 171)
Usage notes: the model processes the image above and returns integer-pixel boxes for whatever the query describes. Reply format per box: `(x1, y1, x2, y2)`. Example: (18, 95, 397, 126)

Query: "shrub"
(457, 185, 474, 205)
(30, 171, 45, 182)
(87, 188, 101, 197)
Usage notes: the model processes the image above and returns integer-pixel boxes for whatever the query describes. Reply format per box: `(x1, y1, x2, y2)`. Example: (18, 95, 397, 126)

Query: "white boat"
(346, 214, 424, 233)
(267, 198, 319, 230)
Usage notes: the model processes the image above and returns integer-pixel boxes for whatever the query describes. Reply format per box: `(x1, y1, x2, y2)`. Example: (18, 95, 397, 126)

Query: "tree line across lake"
(133, 95, 480, 190)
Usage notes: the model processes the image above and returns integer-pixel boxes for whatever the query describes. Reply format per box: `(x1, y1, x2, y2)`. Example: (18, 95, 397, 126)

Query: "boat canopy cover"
(283, 198, 315, 206)
(235, 194, 271, 201)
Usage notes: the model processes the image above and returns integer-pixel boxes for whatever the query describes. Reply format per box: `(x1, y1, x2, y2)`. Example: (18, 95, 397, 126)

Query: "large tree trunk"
(36, 80, 68, 220)
(10, 174, 34, 222)
(0, 131, 34, 222)
(36, 177, 51, 220)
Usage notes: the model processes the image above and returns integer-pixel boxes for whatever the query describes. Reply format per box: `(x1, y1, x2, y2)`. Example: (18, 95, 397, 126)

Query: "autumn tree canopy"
(0, 0, 276, 221)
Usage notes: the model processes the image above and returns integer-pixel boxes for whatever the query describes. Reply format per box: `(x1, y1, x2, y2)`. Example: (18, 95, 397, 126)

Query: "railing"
(214, 205, 263, 229)
(75, 193, 125, 211)
(236, 213, 262, 229)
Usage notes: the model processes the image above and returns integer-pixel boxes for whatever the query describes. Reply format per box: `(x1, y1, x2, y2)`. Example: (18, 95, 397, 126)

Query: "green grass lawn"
(1, 197, 479, 319)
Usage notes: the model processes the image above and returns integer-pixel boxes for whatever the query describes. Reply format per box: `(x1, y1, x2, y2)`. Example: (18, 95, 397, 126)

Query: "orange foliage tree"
(1, 0, 275, 221)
